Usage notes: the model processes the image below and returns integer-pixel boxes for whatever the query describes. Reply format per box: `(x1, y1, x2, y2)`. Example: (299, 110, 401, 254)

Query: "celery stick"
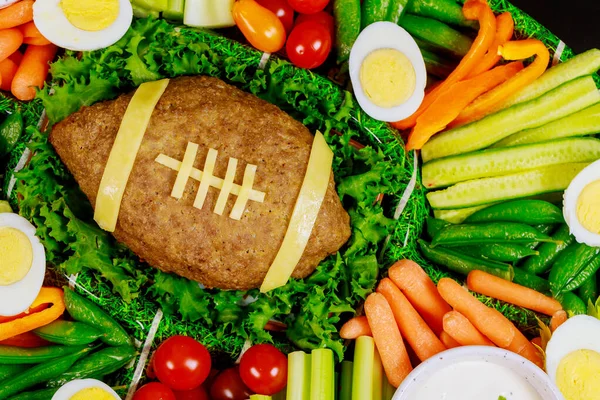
(287, 351, 311, 400)
(434, 204, 493, 224)
(421, 76, 600, 162)
(502, 49, 600, 108)
(273, 389, 287, 400)
(352, 336, 374, 400)
(250, 396, 272, 400)
(310, 349, 335, 400)
(132, 0, 168, 11)
(339, 361, 353, 400)
(493, 102, 600, 147)
(382, 377, 396, 400)
(163, 0, 185, 20)
(372, 347, 383, 400)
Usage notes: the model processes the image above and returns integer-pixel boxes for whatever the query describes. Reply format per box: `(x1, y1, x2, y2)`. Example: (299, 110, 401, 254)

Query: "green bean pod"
(465, 200, 564, 225)
(521, 224, 574, 274)
(33, 320, 103, 346)
(549, 244, 600, 295)
(431, 222, 557, 247)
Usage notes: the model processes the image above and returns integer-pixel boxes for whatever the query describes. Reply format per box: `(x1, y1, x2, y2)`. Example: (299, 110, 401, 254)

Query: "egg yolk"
(70, 387, 115, 400)
(0, 227, 32, 286)
(359, 48, 416, 108)
(556, 349, 600, 400)
(60, 0, 119, 32)
(576, 179, 600, 234)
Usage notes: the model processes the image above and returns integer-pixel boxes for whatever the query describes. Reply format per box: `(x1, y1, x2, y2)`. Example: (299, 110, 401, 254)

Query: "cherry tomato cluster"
(133, 336, 288, 400)
(233, 0, 334, 70)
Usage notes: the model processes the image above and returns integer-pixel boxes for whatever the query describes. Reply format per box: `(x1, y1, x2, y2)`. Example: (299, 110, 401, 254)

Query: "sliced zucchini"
(427, 163, 588, 210)
(422, 137, 600, 189)
(493, 102, 600, 148)
(421, 76, 600, 162)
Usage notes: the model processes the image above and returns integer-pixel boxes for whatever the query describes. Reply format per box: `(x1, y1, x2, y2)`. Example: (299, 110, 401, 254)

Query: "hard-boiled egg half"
(33, 0, 133, 51)
(52, 379, 120, 400)
(0, 213, 46, 316)
(545, 315, 600, 400)
(564, 159, 600, 247)
(349, 21, 426, 122)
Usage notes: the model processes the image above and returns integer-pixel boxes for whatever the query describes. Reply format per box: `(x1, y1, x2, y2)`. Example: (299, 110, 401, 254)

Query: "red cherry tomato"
(239, 344, 288, 395)
(256, 0, 295, 33)
(210, 367, 253, 400)
(233, 0, 287, 53)
(153, 336, 212, 391)
(286, 20, 332, 69)
(286, 0, 329, 14)
(294, 11, 334, 38)
(173, 386, 209, 400)
(133, 382, 176, 400)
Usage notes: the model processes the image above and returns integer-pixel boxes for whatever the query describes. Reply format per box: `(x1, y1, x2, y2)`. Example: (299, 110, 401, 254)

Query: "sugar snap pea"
(34, 320, 103, 346)
(549, 243, 600, 295)
(334, 0, 361, 63)
(0, 344, 88, 364)
(431, 222, 557, 247)
(464, 200, 564, 225)
(63, 288, 131, 347)
(362, 0, 391, 28)
(559, 292, 587, 317)
(0, 112, 23, 157)
(512, 269, 551, 293)
(6, 387, 58, 400)
(458, 243, 538, 263)
(578, 275, 598, 305)
(0, 346, 94, 398)
(426, 216, 450, 239)
(0, 364, 28, 381)
(524, 224, 555, 250)
(521, 224, 574, 274)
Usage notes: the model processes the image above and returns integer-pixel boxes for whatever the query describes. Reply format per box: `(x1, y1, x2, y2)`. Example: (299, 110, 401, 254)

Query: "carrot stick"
(11, 43, 57, 101)
(0, 1, 33, 30)
(0, 28, 23, 63)
(20, 21, 51, 46)
(550, 310, 567, 332)
(377, 278, 446, 361)
(405, 61, 523, 150)
(8, 50, 22, 65)
(388, 259, 451, 336)
(340, 316, 372, 339)
(443, 310, 495, 346)
(0, 57, 17, 91)
(390, 0, 496, 130)
(364, 292, 412, 387)
(466, 270, 562, 316)
(450, 39, 550, 127)
(437, 277, 542, 367)
(467, 12, 514, 77)
(440, 331, 461, 349)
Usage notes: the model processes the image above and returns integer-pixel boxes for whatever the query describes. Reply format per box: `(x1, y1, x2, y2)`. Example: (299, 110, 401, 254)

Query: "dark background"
(511, 0, 600, 54)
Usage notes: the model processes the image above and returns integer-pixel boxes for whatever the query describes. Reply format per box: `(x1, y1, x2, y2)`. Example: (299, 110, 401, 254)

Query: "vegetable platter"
(0, 0, 597, 399)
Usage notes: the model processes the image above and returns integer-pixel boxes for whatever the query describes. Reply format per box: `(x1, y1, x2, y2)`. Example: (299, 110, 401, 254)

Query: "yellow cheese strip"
(214, 157, 238, 215)
(155, 154, 266, 202)
(171, 142, 199, 199)
(230, 164, 258, 221)
(260, 131, 333, 293)
(194, 148, 218, 209)
(94, 79, 170, 232)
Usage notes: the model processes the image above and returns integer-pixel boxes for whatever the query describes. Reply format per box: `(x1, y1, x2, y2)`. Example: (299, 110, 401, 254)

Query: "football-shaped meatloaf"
(49, 76, 351, 290)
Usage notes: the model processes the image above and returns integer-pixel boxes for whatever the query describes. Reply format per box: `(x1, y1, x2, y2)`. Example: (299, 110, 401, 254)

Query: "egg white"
(349, 21, 427, 122)
(563, 159, 600, 247)
(0, 213, 46, 317)
(51, 379, 121, 400)
(33, 0, 133, 52)
(545, 315, 600, 382)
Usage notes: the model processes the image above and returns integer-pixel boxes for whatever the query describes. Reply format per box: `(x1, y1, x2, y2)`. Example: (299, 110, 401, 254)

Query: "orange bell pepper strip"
(390, 0, 496, 131)
(450, 39, 550, 127)
(0, 331, 50, 348)
(0, 287, 65, 342)
(406, 61, 523, 150)
(468, 12, 514, 77)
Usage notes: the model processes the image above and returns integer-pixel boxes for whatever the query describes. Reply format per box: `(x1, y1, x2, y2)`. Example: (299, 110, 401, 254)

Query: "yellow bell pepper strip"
(450, 39, 550, 127)
(467, 12, 514, 77)
(406, 61, 523, 150)
(391, 0, 496, 131)
(0, 287, 65, 342)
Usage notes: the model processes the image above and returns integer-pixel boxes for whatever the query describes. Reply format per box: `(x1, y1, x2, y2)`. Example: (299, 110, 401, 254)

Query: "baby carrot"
(8, 50, 22, 65)
(443, 310, 495, 346)
(440, 331, 461, 349)
(20, 22, 51, 46)
(12, 44, 58, 101)
(391, 0, 496, 130)
(438, 277, 542, 367)
(364, 293, 412, 387)
(531, 336, 542, 348)
(466, 270, 562, 316)
(451, 39, 550, 127)
(550, 310, 567, 332)
(467, 12, 514, 77)
(388, 259, 451, 336)
(340, 316, 372, 339)
(0, 28, 23, 62)
(0, 57, 18, 91)
(0, 1, 34, 30)
(377, 278, 446, 361)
